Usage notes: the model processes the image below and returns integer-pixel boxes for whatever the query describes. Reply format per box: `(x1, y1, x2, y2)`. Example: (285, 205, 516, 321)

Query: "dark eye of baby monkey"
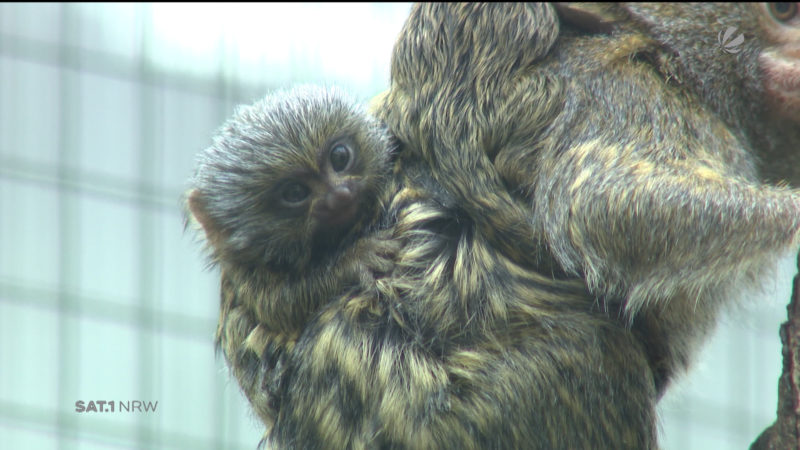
(330, 143, 353, 172)
(768, 2, 798, 21)
(280, 181, 311, 205)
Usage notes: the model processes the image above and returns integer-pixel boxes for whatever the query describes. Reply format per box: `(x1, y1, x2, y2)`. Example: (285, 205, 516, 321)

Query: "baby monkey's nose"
(325, 185, 355, 210)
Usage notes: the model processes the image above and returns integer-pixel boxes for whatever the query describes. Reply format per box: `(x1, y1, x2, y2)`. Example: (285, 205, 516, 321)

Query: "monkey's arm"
(523, 139, 800, 315)
(212, 227, 401, 426)
(215, 273, 289, 429)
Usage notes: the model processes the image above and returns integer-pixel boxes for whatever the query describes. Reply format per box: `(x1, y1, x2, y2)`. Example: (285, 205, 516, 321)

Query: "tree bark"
(751, 253, 800, 449)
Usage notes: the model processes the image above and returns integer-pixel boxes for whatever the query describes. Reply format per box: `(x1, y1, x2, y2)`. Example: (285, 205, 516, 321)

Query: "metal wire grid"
(0, 3, 788, 449)
(0, 3, 278, 448)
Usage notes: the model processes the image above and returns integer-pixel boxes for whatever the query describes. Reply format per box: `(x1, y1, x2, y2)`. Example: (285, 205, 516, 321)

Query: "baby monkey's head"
(188, 86, 394, 271)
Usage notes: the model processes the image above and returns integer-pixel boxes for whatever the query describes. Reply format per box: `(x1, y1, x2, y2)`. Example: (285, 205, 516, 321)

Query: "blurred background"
(0, 3, 792, 449)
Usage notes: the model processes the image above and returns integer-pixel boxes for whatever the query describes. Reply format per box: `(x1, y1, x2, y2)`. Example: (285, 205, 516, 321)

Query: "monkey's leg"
(413, 70, 565, 271)
(218, 304, 291, 427)
(382, 71, 564, 271)
(216, 273, 299, 430)
(494, 145, 800, 388)
(378, 2, 563, 269)
(390, 3, 559, 92)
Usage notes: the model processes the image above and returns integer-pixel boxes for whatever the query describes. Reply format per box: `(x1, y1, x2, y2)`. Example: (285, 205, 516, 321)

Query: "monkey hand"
(350, 229, 400, 286)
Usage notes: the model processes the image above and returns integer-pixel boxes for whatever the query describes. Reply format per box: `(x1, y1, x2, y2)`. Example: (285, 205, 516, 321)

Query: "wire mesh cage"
(0, 3, 791, 449)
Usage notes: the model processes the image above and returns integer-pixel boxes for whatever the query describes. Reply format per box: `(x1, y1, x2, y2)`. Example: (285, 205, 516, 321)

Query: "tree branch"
(751, 252, 800, 449)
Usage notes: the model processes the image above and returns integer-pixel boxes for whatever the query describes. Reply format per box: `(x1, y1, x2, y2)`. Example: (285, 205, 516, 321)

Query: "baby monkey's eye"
(768, 3, 798, 22)
(280, 181, 311, 205)
(330, 143, 353, 172)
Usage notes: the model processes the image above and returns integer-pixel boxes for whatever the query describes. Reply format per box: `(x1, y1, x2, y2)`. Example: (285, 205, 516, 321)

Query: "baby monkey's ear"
(186, 189, 226, 254)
